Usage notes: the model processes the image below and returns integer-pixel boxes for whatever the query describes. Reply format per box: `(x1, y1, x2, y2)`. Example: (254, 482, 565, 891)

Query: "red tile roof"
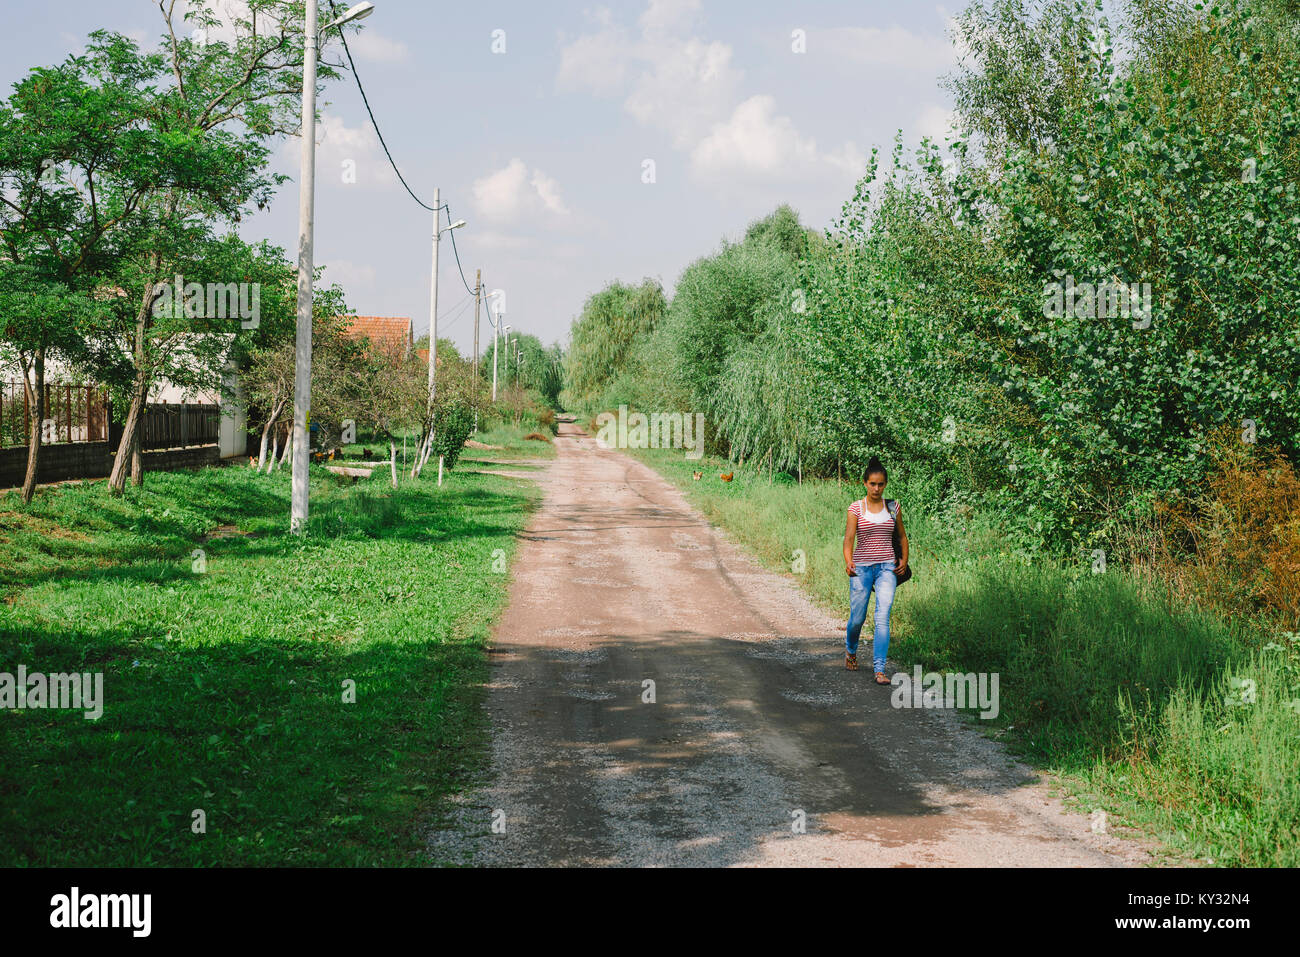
(341, 316, 413, 359)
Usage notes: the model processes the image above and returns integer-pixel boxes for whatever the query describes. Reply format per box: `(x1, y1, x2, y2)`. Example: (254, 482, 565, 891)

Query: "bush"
(431, 401, 474, 471)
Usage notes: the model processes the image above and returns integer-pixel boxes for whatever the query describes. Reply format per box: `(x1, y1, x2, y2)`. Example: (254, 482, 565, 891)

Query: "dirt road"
(429, 421, 1152, 867)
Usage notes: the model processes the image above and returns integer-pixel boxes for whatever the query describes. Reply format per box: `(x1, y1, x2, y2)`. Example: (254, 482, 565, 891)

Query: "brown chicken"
(692, 471, 703, 481)
(720, 472, 734, 482)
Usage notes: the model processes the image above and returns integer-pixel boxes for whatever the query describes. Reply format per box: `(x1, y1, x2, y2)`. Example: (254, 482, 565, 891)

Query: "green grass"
(629, 446, 1300, 867)
(0, 429, 548, 866)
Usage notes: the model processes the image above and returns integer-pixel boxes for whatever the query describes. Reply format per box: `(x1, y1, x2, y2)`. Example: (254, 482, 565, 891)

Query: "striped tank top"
(849, 498, 895, 566)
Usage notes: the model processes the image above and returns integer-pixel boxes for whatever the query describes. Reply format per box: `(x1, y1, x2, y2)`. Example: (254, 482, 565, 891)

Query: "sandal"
(874, 671, 891, 685)
(845, 653, 859, 671)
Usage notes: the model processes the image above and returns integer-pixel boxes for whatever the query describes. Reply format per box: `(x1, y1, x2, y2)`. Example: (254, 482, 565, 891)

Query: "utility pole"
(472, 268, 481, 432)
(491, 301, 500, 401)
(473, 268, 481, 377)
(287, 0, 376, 532)
(289, 0, 319, 535)
(426, 186, 441, 414)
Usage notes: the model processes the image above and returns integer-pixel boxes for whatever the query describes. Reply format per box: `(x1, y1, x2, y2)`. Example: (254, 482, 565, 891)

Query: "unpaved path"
(428, 422, 1154, 867)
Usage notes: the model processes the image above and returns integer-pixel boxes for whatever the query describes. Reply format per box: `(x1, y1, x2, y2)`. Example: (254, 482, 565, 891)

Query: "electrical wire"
(326, 0, 437, 213)
(443, 205, 478, 297)
(327, 4, 481, 307)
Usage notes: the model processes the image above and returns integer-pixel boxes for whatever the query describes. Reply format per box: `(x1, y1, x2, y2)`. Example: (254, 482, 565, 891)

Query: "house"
(341, 316, 413, 362)
(1, 338, 247, 461)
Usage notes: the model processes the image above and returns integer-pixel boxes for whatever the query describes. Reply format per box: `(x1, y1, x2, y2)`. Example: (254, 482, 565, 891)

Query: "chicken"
(692, 471, 703, 481)
(720, 472, 734, 482)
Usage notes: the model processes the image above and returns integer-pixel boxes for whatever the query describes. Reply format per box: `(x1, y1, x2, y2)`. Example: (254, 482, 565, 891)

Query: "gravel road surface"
(428, 422, 1153, 867)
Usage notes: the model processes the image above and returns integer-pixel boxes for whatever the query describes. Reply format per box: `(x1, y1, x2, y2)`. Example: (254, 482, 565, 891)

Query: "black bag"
(885, 499, 912, 585)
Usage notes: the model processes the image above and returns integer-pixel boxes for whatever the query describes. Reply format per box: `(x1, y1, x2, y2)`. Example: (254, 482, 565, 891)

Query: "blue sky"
(2, 0, 960, 353)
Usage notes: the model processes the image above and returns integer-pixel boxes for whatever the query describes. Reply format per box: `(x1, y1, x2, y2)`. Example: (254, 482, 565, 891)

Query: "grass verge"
(0, 428, 546, 866)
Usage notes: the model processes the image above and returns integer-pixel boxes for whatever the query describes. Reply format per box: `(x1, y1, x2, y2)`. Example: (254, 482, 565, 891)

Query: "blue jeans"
(846, 561, 896, 672)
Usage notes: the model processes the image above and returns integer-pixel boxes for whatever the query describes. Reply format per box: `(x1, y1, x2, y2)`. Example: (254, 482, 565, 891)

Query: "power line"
(438, 292, 475, 327)
(327, 4, 479, 305)
(327, 0, 437, 213)
(444, 204, 478, 297)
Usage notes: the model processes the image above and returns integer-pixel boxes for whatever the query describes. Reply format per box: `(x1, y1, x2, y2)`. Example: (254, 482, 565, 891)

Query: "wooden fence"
(139, 403, 220, 451)
(1, 383, 218, 451)
(0, 381, 109, 447)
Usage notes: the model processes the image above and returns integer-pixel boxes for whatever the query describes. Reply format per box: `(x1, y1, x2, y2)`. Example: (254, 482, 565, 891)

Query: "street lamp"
(326, 1, 374, 28)
(291, 0, 377, 534)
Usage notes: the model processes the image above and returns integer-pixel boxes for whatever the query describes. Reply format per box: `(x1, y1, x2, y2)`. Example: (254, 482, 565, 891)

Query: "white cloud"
(473, 159, 570, 221)
(557, 1, 863, 181)
(691, 95, 865, 181)
(638, 0, 703, 40)
(278, 113, 396, 189)
(530, 169, 570, 216)
(344, 30, 410, 63)
(556, 1, 741, 147)
(624, 37, 740, 148)
(556, 17, 629, 97)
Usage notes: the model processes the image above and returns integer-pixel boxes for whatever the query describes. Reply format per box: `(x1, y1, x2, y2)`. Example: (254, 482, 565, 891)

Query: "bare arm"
(843, 509, 857, 576)
(895, 507, 909, 573)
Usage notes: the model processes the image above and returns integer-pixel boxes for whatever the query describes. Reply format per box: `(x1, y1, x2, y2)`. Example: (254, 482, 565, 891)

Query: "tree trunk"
(130, 428, 144, 487)
(107, 377, 148, 496)
(108, 194, 174, 495)
(267, 431, 280, 473)
(19, 348, 45, 504)
(412, 425, 432, 479)
(420, 429, 435, 476)
(389, 439, 398, 489)
(258, 421, 272, 471)
(278, 429, 292, 469)
(257, 398, 287, 471)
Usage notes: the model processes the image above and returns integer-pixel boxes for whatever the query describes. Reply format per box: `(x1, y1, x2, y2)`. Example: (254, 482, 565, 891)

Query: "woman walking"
(842, 456, 908, 683)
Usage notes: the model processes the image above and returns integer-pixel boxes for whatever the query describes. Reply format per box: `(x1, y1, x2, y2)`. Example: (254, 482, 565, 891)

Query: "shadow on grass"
(0, 620, 491, 867)
(1, 467, 532, 594)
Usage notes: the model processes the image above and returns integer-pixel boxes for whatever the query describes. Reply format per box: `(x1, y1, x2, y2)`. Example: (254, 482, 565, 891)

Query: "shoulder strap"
(885, 499, 898, 519)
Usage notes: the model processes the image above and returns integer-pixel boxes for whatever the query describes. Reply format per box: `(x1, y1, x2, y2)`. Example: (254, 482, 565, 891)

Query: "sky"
(1, 0, 961, 355)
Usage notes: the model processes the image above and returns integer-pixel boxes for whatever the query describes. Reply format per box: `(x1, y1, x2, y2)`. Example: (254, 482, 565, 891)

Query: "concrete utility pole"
(473, 269, 481, 376)
(472, 269, 481, 432)
(290, 0, 375, 534)
(289, 0, 319, 535)
(427, 186, 441, 413)
(426, 193, 466, 421)
(491, 302, 501, 401)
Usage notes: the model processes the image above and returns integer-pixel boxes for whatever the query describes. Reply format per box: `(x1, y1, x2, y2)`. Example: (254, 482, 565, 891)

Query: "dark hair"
(862, 456, 887, 483)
